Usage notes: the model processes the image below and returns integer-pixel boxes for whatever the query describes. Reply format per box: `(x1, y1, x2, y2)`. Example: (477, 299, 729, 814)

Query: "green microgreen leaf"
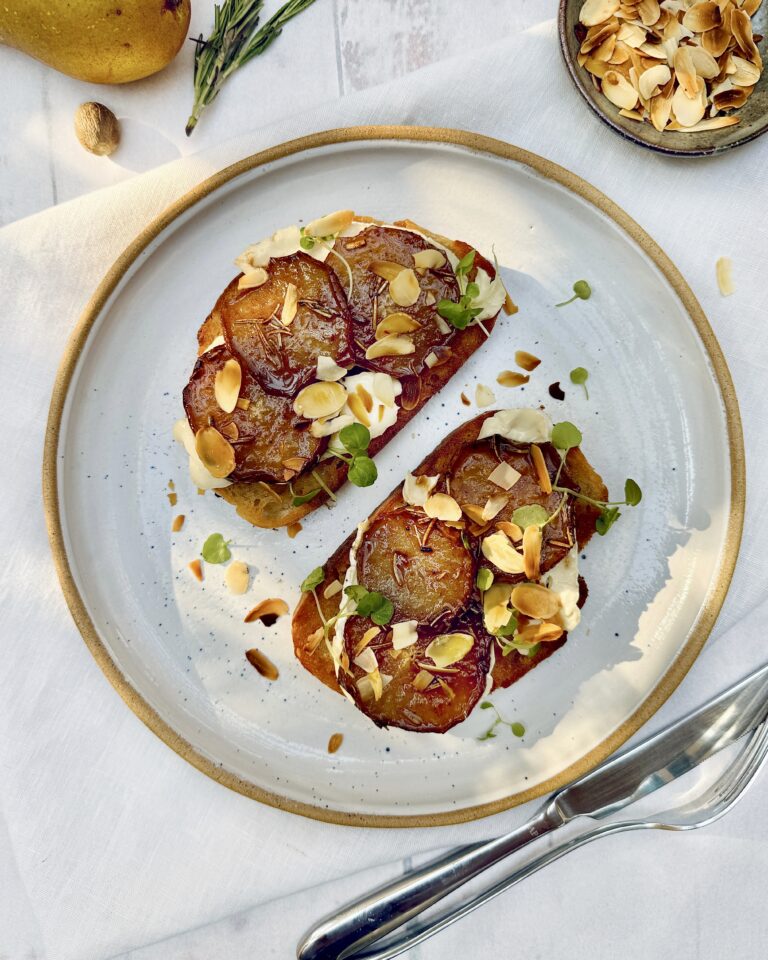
(299, 235, 315, 250)
(464, 281, 480, 299)
(339, 422, 371, 456)
(478, 728, 497, 740)
(344, 585, 394, 625)
(556, 279, 592, 307)
(301, 566, 325, 593)
(348, 455, 377, 487)
(455, 249, 476, 277)
(201, 533, 231, 564)
(476, 567, 494, 592)
(437, 298, 472, 330)
(596, 506, 621, 536)
(624, 478, 643, 506)
(480, 701, 495, 710)
(291, 487, 321, 507)
(551, 421, 583, 452)
(511, 504, 549, 529)
(511, 722, 526, 738)
(570, 366, 590, 400)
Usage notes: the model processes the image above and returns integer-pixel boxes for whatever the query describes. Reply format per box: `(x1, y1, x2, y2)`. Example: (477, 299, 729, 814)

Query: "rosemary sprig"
(186, 0, 319, 136)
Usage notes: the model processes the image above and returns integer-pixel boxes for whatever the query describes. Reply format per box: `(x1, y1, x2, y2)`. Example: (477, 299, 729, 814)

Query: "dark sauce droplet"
(548, 381, 565, 401)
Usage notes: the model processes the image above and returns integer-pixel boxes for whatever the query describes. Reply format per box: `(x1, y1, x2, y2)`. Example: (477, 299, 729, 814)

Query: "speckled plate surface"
(44, 128, 743, 826)
(559, 0, 768, 157)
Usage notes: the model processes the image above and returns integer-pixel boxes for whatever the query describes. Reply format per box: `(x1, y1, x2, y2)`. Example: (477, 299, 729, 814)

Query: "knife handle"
(296, 799, 563, 960)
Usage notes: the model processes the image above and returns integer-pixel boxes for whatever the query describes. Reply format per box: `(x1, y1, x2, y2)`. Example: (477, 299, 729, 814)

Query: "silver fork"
(346, 716, 768, 960)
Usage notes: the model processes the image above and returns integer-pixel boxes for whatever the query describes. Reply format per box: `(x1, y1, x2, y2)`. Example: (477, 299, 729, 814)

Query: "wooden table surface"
(0, 0, 540, 227)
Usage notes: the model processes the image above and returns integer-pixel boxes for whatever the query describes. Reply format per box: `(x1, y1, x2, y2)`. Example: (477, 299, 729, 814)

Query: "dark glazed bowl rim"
(557, 0, 768, 158)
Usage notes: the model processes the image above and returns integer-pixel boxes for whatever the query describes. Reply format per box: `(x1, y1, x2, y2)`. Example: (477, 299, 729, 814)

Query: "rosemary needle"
(186, 0, 319, 136)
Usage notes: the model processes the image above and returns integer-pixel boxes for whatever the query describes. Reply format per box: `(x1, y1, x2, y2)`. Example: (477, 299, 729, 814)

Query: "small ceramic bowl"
(559, 0, 768, 157)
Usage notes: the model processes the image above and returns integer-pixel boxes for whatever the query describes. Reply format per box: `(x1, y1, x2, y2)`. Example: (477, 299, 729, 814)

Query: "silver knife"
(298, 660, 768, 960)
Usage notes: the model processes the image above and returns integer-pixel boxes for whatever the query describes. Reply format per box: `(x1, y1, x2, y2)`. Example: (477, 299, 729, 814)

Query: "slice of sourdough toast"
(181, 214, 511, 528)
(291, 409, 608, 733)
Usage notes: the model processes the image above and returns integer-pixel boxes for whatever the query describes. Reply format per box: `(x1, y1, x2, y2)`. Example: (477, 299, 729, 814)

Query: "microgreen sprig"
(437, 249, 483, 330)
(201, 533, 232, 564)
(478, 701, 526, 741)
(327, 423, 378, 488)
(570, 366, 589, 399)
(556, 279, 591, 308)
(344, 584, 394, 626)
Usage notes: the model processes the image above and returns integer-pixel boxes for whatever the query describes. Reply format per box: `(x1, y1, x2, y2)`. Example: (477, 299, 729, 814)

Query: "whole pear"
(0, 0, 191, 84)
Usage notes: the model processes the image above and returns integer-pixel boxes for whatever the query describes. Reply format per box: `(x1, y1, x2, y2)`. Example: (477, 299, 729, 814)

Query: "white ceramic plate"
(45, 128, 743, 826)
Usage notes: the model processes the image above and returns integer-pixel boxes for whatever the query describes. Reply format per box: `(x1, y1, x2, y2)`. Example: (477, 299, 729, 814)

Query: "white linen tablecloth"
(2, 18, 768, 960)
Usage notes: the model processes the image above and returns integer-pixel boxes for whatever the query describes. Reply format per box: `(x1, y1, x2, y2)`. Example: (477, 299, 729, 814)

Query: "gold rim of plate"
(42, 125, 746, 828)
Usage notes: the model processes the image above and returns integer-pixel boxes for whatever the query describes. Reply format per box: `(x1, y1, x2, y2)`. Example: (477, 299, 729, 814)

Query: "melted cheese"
(477, 408, 553, 444)
(542, 547, 581, 632)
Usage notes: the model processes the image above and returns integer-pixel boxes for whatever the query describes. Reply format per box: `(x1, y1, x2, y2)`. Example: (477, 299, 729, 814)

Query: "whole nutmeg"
(74, 102, 120, 157)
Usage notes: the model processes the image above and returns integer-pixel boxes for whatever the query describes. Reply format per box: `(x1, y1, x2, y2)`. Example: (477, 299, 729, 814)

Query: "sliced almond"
(581, 20, 621, 55)
(488, 461, 522, 491)
(305, 627, 325, 654)
(327, 733, 344, 754)
(617, 22, 647, 47)
(672, 77, 706, 125)
(530, 444, 553, 495)
(424, 633, 474, 669)
(354, 646, 378, 673)
(280, 282, 298, 326)
(413, 249, 447, 271)
(305, 209, 354, 238)
(650, 88, 674, 130)
(214, 357, 242, 414)
(402, 472, 439, 507)
(674, 45, 700, 98)
(424, 352, 440, 369)
(309, 413, 354, 438)
(688, 45, 720, 78)
(195, 426, 236, 478)
(392, 619, 419, 650)
(225, 560, 249, 595)
(236, 397, 251, 411)
(481, 530, 525, 574)
(580, 0, 621, 26)
(496, 520, 523, 542)
(365, 334, 415, 360)
(475, 383, 496, 408)
(702, 25, 732, 57)
(503, 292, 518, 315)
(425, 291, 437, 306)
(712, 85, 751, 110)
(172, 514, 185, 533)
(423, 493, 462, 522)
(682, 0, 722, 30)
(293, 380, 347, 420)
(515, 622, 564, 645)
(167, 491, 178, 507)
(523, 525, 543, 580)
(592, 33, 618, 62)
(511, 582, 561, 620)
(638, 0, 661, 25)
(482, 493, 509, 522)
(515, 350, 541, 372)
(372, 372, 398, 407)
(730, 54, 761, 85)
(375, 311, 421, 339)
(483, 582, 515, 634)
(638, 62, 672, 98)
(287, 522, 302, 539)
(220, 422, 239, 441)
(389, 268, 421, 307)
(412, 669, 435, 692)
(238, 267, 269, 290)
(602, 69, 640, 108)
(370, 260, 405, 281)
(496, 371, 530, 388)
(354, 626, 381, 656)
(244, 598, 289, 624)
(316, 354, 348, 382)
(245, 648, 279, 680)
(347, 391, 371, 428)
(188, 559, 203, 582)
(323, 579, 343, 599)
(461, 503, 487, 526)
(716, 256, 734, 295)
(676, 115, 741, 130)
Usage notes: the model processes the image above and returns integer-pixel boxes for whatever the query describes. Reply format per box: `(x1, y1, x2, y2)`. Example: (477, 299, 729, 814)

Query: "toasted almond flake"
(639, 62, 672, 98)
(425, 291, 437, 306)
(412, 669, 435, 692)
(220, 422, 239, 441)
(236, 397, 251, 411)
(238, 267, 269, 290)
(355, 626, 381, 656)
(650, 89, 674, 130)
(357, 669, 384, 701)
(244, 598, 289, 624)
(488, 461, 522, 491)
(365, 334, 415, 360)
(305, 209, 354, 238)
(530, 444, 553, 495)
(496, 520, 523, 542)
(617, 21, 648, 46)
(460, 391, 471, 406)
(702, 24, 732, 57)
(434, 314, 451, 335)
(638, 0, 661, 24)
(517, 621, 564, 645)
(245, 648, 279, 680)
(391, 619, 419, 650)
(389, 268, 421, 307)
(347, 391, 371, 427)
(316, 354, 348, 382)
(354, 646, 379, 673)
(592, 33, 618, 62)
(279, 282, 298, 326)
(688, 45, 720, 78)
(423, 493, 462, 522)
(257, 480, 281, 503)
(511, 582, 561, 620)
(503, 292, 518, 315)
(677, 115, 741, 131)
(402, 472, 439, 507)
(482, 493, 509, 522)
(327, 733, 344, 753)
(323, 579, 343, 599)
(424, 632, 474, 669)
(167, 491, 178, 506)
(370, 260, 405, 281)
(683, 0, 722, 31)
(515, 350, 541, 372)
(619, 108, 644, 120)
(188, 559, 203, 582)
(288, 521, 302, 539)
(197, 488, 205, 496)
(305, 627, 324, 654)
(581, 20, 621, 55)
(195, 426, 236, 478)
(730, 54, 761, 85)
(172, 514, 185, 532)
(481, 530, 525, 574)
(475, 383, 496, 408)
(672, 77, 707, 125)
(293, 380, 347, 420)
(168, 479, 175, 490)
(712, 85, 751, 110)
(483, 582, 515, 634)
(496, 370, 530, 388)
(424, 351, 440, 369)
(523, 525, 543, 580)
(413, 249, 447, 271)
(375, 311, 421, 339)
(461, 503, 487, 526)
(309, 413, 355, 438)
(282, 456, 307, 475)
(637, 41, 667, 59)
(716, 256, 734, 295)
(225, 560, 249, 595)
(580, 0, 620, 25)
(673, 45, 699, 98)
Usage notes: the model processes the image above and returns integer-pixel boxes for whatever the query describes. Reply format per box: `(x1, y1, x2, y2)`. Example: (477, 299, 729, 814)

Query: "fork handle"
(296, 800, 564, 960)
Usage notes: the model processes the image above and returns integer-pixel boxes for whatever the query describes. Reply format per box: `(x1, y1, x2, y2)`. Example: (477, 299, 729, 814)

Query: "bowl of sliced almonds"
(559, 0, 768, 155)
